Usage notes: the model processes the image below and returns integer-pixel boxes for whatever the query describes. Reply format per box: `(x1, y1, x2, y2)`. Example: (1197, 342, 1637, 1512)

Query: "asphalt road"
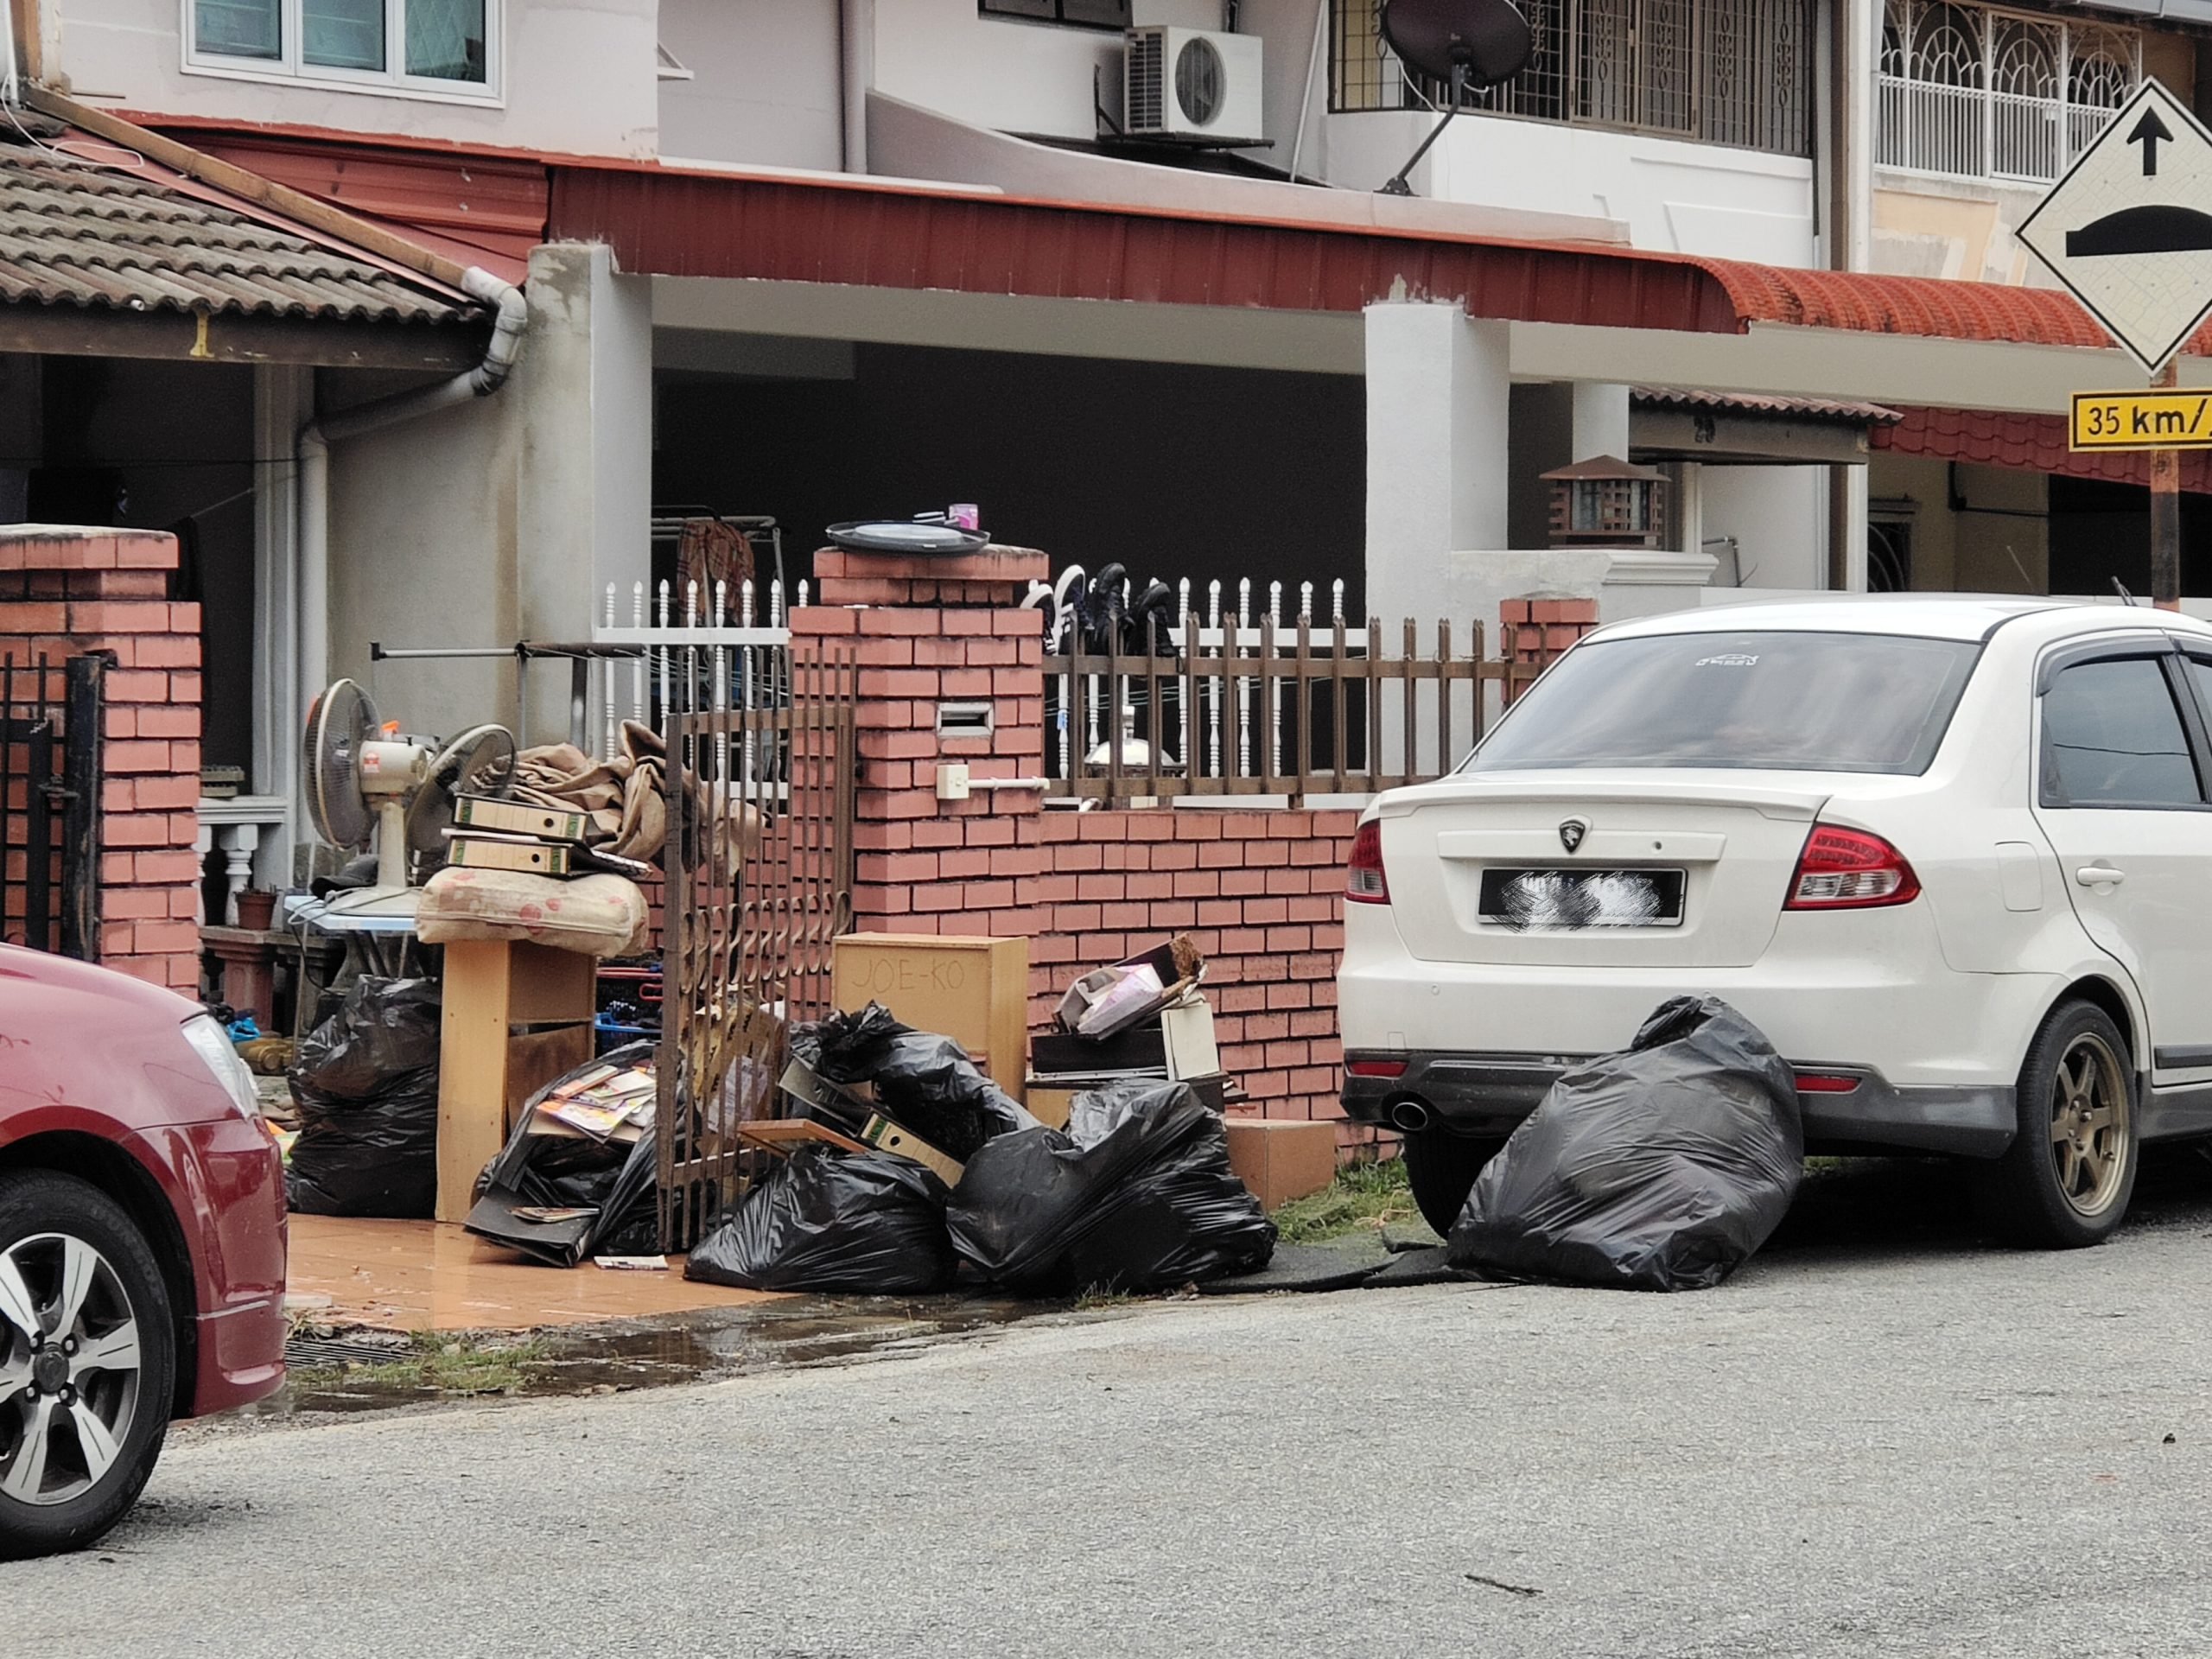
(12, 1156, 2212, 1659)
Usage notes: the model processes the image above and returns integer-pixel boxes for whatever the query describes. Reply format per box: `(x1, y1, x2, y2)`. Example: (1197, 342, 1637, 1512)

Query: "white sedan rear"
(1339, 597, 2212, 1248)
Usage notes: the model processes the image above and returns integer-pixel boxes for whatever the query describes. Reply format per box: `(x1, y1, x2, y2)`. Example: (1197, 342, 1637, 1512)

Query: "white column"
(217, 823, 259, 925)
(1840, 464, 1872, 592)
(1843, 0, 1877, 274)
(252, 364, 308, 887)
(1570, 382, 1631, 464)
(518, 243, 654, 738)
(1363, 302, 1510, 627)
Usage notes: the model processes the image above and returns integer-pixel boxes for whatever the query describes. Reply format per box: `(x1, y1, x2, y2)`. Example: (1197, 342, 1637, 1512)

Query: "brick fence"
(0, 526, 201, 995)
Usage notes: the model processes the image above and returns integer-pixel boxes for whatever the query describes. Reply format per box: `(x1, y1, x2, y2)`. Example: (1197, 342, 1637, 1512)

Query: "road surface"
(13, 1158, 2212, 1658)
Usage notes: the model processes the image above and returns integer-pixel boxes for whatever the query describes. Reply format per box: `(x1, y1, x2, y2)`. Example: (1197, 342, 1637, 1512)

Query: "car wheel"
(1974, 1001, 2139, 1249)
(1402, 1129, 1503, 1236)
(0, 1170, 174, 1561)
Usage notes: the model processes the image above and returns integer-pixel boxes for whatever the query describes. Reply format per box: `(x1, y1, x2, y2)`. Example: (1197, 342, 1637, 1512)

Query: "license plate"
(1478, 868, 1686, 930)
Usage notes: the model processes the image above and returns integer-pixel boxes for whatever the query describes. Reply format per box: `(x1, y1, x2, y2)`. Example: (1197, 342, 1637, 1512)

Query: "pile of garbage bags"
(465, 1040, 663, 1267)
(687, 1007, 1275, 1296)
(1446, 995, 1803, 1293)
(285, 976, 442, 1218)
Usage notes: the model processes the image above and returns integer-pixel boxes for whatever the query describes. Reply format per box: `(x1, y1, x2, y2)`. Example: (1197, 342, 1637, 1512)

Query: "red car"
(0, 944, 287, 1558)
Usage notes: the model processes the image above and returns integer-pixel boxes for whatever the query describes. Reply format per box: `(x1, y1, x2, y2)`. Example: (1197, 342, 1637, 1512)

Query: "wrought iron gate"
(655, 643, 857, 1249)
(2, 654, 105, 958)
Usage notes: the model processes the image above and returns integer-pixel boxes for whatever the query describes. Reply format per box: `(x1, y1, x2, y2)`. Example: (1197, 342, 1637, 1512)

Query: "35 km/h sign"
(2071, 390, 2212, 450)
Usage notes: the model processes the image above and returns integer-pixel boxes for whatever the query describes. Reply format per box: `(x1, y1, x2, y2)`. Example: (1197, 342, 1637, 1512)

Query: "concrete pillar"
(1571, 382, 1631, 464)
(251, 363, 307, 880)
(518, 242, 654, 735)
(1363, 302, 1510, 627)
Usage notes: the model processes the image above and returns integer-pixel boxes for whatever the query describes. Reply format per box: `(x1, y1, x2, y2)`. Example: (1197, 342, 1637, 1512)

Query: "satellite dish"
(1375, 0, 1535, 197)
(1382, 0, 1533, 87)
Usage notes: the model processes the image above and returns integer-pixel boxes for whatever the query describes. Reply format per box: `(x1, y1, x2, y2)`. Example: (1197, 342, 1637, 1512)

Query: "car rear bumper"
(1342, 1050, 2018, 1158)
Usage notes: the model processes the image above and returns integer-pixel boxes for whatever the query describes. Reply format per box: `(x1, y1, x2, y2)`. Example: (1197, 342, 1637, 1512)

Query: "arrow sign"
(2132, 107, 2174, 176)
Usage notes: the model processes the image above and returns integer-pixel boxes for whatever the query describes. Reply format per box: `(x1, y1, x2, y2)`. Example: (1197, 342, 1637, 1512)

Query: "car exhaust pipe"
(1387, 1097, 1432, 1133)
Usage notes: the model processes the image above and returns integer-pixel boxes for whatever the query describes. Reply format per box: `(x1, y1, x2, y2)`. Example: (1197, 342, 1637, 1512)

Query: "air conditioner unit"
(1124, 26, 1263, 146)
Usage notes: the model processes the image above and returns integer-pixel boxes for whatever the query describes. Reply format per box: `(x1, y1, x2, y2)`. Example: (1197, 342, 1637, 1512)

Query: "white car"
(1339, 596, 2212, 1249)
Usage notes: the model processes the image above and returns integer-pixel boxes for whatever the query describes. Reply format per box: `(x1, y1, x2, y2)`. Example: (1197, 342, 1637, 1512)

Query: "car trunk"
(1378, 774, 1830, 969)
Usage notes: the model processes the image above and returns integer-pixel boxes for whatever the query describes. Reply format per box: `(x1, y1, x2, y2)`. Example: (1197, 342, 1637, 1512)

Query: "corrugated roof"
(1633, 386, 1904, 425)
(0, 128, 476, 327)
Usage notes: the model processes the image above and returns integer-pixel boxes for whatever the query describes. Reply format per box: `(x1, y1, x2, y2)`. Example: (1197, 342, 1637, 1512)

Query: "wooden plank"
(739, 1118, 870, 1155)
(436, 939, 516, 1226)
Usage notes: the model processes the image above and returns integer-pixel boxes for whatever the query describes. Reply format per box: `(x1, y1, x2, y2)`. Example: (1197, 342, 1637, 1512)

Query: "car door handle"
(2075, 865, 2127, 887)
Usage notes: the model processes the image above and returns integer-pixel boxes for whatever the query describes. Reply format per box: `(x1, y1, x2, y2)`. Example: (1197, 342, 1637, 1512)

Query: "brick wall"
(1033, 808, 1373, 1149)
(0, 526, 201, 995)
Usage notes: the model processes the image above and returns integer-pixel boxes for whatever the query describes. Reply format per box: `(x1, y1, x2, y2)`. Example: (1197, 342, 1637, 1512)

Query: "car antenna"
(2113, 578, 2141, 607)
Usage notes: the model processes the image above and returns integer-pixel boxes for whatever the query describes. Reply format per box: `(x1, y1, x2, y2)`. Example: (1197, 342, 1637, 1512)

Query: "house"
(1, 0, 2204, 893)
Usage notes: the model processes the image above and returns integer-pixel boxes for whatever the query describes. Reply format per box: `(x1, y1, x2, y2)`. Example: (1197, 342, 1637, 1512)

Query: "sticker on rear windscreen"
(1694, 652, 1758, 667)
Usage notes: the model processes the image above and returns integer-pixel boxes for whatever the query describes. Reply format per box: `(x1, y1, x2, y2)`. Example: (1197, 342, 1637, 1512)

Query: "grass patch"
(1271, 1159, 1421, 1245)
(303, 1332, 552, 1397)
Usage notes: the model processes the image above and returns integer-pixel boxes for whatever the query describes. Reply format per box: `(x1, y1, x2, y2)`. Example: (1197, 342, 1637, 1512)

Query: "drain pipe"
(296, 265, 528, 730)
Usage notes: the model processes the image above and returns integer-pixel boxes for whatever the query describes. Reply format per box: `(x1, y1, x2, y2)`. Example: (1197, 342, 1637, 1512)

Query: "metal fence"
(1, 654, 104, 958)
(1331, 0, 1812, 158)
(1876, 0, 2136, 185)
(655, 652, 856, 1249)
(1042, 579, 1547, 806)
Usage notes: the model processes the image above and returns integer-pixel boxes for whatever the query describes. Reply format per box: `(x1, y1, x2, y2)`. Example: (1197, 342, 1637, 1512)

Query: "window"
(1878, 0, 2138, 184)
(1330, 0, 1812, 158)
(2043, 657, 2201, 807)
(188, 0, 494, 96)
(1465, 631, 1980, 776)
(979, 0, 1131, 28)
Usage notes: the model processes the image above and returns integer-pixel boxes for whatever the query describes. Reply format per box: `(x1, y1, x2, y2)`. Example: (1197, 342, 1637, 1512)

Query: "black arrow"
(2130, 107, 2174, 176)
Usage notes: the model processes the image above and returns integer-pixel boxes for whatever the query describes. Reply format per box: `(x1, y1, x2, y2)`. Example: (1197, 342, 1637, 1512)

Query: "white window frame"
(183, 0, 505, 106)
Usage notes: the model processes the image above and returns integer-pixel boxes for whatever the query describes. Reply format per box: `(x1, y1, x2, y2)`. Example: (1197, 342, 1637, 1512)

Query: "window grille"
(1330, 0, 1811, 159)
(1878, 0, 2139, 184)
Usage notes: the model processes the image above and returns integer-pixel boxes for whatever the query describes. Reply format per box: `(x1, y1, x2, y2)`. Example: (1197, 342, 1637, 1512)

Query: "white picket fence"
(590, 577, 798, 763)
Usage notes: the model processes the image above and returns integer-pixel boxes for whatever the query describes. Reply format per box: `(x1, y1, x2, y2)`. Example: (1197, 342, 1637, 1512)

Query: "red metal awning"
(1874, 405, 2212, 493)
(131, 118, 2212, 354)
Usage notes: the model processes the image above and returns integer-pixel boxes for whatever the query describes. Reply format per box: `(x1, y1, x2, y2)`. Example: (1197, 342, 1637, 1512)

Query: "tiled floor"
(285, 1215, 780, 1332)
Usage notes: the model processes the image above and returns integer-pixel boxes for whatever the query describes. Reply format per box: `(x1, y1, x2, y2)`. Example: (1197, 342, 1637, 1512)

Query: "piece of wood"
(738, 1118, 870, 1156)
(435, 940, 597, 1224)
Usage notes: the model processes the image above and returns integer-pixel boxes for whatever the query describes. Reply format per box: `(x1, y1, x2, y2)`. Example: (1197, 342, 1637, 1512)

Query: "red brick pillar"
(788, 544, 1048, 941)
(0, 527, 202, 993)
(1500, 594, 1599, 702)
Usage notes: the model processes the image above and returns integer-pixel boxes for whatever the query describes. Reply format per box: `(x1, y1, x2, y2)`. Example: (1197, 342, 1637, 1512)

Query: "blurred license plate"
(1478, 868, 1685, 930)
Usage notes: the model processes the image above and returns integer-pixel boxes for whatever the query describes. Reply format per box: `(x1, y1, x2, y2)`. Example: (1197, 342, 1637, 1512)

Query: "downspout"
(296, 265, 527, 735)
(839, 0, 872, 175)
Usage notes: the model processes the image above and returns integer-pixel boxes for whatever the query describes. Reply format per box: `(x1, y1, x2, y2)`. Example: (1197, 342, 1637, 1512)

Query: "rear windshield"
(1467, 630, 1981, 776)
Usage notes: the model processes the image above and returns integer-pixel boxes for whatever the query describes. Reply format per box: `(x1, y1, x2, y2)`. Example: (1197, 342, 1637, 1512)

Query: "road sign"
(2018, 79, 2212, 377)
(2071, 389, 2212, 450)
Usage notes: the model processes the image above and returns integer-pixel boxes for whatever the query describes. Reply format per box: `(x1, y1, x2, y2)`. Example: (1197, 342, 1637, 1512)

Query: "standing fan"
(405, 724, 519, 863)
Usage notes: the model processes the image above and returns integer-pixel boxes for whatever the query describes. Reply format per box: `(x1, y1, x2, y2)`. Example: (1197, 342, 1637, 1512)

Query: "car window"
(1465, 631, 1980, 776)
(2043, 657, 2202, 807)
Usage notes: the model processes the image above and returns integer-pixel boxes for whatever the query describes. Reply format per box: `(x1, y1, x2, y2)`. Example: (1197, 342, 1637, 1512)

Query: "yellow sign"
(2071, 390, 2212, 450)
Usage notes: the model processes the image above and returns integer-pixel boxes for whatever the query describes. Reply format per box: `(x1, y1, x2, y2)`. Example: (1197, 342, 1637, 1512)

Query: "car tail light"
(1346, 820, 1390, 905)
(1347, 1057, 1408, 1079)
(1785, 824, 1920, 910)
(1793, 1073, 1862, 1094)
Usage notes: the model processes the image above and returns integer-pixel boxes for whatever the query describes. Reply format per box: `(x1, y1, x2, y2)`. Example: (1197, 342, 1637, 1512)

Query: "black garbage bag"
(464, 1041, 662, 1266)
(946, 1080, 1275, 1295)
(684, 1145, 956, 1293)
(791, 1003, 1037, 1160)
(1446, 995, 1803, 1293)
(284, 976, 442, 1218)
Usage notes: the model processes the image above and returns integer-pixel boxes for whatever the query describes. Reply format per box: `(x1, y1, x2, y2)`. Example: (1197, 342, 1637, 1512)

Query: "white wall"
(59, 0, 658, 157)
(658, 0, 842, 168)
(869, 0, 1219, 141)
(1699, 467, 1827, 592)
(1322, 111, 1817, 264)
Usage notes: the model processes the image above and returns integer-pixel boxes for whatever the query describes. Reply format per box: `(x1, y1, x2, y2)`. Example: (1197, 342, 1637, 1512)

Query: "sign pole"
(2152, 360, 2183, 609)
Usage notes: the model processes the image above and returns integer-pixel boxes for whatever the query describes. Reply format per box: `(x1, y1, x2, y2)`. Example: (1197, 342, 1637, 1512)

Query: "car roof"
(1586, 594, 2212, 645)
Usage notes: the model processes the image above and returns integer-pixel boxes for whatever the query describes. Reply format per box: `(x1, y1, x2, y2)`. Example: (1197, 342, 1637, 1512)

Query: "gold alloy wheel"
(2049, 1032, 2131, 1219)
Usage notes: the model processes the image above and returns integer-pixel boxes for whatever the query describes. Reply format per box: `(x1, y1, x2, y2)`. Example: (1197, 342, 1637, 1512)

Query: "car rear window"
(1467, 630, 1981, 776)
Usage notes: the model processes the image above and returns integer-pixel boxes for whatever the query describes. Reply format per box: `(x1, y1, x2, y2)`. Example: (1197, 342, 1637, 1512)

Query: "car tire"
(0, 1170, 175, 1561)
(1974, 1000, 2139, 1250)
(1402, 1129, 1504, 1236)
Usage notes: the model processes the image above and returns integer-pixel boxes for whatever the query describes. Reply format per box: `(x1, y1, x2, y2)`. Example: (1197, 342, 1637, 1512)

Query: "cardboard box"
(1023, 1086, 1076, 1131)
(832, 934, 1028, 1100)
(1224, 1118, 1340, 1211)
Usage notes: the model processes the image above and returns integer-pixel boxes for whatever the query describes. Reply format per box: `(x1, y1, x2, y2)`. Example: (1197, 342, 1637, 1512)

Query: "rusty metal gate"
(3, 654, 105, 958)
(655, 642, 857, 1249)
